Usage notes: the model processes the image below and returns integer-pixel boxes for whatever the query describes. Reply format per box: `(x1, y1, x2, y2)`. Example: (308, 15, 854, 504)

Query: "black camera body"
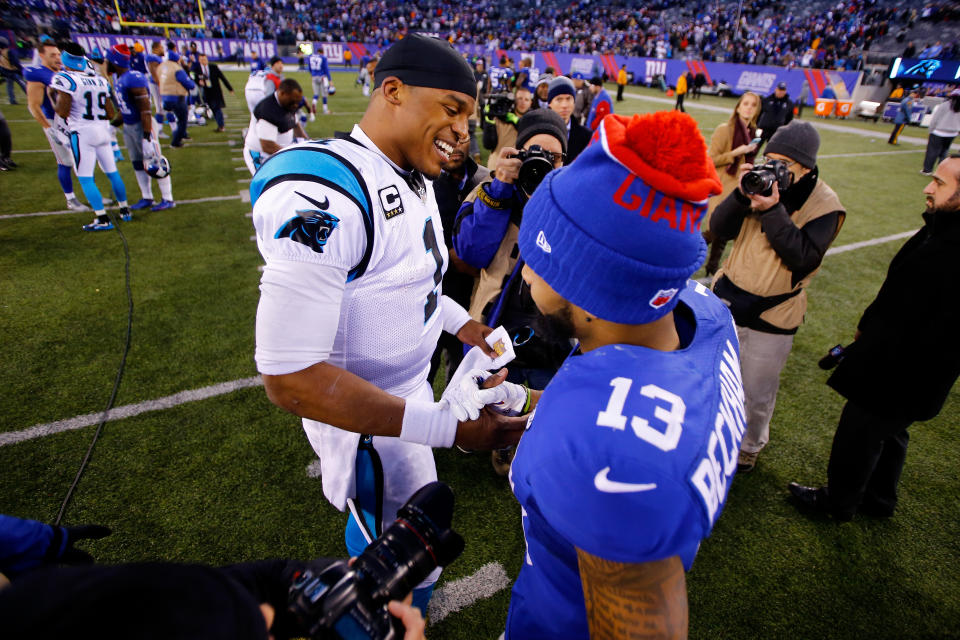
(818, 343, 847, 370)
(288, 482, 464, 640)
(742, 159, 793, 197)
(515, 145, 555, 197)
(486, 92, 515, 121)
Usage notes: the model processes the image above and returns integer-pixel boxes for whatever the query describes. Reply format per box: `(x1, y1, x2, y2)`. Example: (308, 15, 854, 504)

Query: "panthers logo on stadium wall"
(904, 59, 942, 78)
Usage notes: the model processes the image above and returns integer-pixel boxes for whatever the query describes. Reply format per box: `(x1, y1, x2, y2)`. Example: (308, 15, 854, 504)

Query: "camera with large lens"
(515, 145, 556, 197)
(741, 159, 793, 197)
(486, 92, 515, 121)
(287, 482, 464, 640)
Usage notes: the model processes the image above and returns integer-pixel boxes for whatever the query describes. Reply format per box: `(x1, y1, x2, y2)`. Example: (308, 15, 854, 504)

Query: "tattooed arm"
(577, 548, 688, 640)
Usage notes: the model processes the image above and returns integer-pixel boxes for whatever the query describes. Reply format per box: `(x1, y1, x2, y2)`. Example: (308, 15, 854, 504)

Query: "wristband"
(400, 399, 458, 448)
(521, 387, 532, 414)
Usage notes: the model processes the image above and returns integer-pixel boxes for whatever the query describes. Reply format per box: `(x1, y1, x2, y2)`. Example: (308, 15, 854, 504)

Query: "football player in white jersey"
(252, 35, 525, 615)
(51, 43, 130, 231)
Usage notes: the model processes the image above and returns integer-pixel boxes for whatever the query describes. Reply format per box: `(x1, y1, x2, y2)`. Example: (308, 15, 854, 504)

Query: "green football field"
(1, 70, 957, 638)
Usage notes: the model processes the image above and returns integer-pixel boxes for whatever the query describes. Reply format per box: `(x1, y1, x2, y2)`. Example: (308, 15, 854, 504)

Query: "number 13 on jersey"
(596, 377, 685, 451)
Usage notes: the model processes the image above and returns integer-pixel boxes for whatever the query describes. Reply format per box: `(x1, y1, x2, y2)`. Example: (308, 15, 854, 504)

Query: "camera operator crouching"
(454, 109, 569, 475)
(481, 86, 532, 171)
(709, 121, 846, 474)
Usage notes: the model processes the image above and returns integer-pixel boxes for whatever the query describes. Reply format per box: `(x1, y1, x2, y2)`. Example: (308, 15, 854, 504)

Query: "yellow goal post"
(113, 0, 206, 38)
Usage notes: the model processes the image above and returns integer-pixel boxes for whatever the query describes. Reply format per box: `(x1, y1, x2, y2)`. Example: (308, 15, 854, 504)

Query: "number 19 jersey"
(506, 282, 745, 639)
(49, 70, 113, 132)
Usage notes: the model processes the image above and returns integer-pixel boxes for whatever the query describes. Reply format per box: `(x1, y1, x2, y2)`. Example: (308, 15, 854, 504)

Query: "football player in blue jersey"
(24, 40, 88, 210)
(106, 45, 175, 211)
(252, 35, 527, 615)
(456, 111, 746, 639)
(307, 49, 331, 116)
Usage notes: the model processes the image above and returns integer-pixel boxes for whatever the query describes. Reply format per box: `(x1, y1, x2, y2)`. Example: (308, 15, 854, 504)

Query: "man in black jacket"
(546, 76, 591, 164)
(757, 82, 794, 151)
(789, 156, 960, 521)
(194, 53, 234, 132)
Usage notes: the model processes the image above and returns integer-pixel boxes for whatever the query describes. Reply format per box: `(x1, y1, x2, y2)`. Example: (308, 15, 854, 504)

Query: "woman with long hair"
(703, 91, 761, 276)
(922, 90, 960, 175)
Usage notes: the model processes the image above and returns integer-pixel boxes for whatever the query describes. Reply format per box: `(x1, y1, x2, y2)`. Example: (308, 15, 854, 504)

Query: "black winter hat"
(765, 120, 820, 169)
(515, 108, 568, 154)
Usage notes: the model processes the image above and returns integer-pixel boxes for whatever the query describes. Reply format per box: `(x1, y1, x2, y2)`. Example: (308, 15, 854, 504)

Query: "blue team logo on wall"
(903, 59, 941, 78)
(275, 191, 339, 254)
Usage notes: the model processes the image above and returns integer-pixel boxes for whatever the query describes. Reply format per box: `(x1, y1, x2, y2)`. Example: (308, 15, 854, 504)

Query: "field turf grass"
(1, 71, 958, 638)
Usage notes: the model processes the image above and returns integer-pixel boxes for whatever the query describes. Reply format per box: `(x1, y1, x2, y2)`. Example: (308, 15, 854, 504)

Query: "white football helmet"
(146, 155, 171, 179)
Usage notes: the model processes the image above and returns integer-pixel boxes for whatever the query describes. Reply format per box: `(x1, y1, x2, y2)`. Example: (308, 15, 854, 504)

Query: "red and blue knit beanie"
(517, 111, 722, 324)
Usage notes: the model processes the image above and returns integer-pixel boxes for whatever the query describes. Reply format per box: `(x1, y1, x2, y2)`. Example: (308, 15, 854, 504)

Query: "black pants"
(826, 400, 912, 517)
(888, 122, 906, 144)
(923, 133, 955, 173)
(675, 92, 685, 112)
(616, 84, 624, 101)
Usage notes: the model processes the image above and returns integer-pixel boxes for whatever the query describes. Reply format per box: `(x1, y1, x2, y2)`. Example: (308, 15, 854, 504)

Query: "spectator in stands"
(675, 70, 689, 112)
(704, 91, 761, 277)
(482, 86, 532, 171)
(788, 156, 960, 521)
(921, 90, 960, 175)
(757, 82, 793, 152)
(615, 64, 627, 102)
(158, 50, 196, 147)
(710, 121, 845, 473)
(586, 77, 612, 131)
(454, 109, 570, 475)
(889, 89, 919, 145)
(546, 76, 590, 164)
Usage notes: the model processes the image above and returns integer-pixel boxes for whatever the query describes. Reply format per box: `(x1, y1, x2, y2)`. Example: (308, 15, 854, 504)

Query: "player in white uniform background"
(454, 111, 745, 638)
(51, 43, 130, 231)
(251, 35, 526, 614)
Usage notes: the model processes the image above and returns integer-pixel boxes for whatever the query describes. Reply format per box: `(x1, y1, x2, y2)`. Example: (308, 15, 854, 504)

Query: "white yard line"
(825, 229, 916, 255)
(0, 377, 262, 447)
(0, 194, 242, 219)
(428, 562, 511, 625)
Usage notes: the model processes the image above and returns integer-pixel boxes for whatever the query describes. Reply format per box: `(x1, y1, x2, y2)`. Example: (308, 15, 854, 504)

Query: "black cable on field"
(55, 210, 134, 526)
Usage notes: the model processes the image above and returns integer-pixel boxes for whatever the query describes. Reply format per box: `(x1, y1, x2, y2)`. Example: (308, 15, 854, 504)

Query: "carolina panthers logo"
(274, 191, 339, 254)
(904, 59, 941, 79)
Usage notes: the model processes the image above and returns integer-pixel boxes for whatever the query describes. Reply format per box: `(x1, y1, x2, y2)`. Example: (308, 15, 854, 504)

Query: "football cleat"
(65, 197, 90, 212)
(82, 218, 114, 232)
(151, 199, 176, 211)
(146, 155, 171, 179)
(130, 198, 154, 210)
(119, 207, 132, 222)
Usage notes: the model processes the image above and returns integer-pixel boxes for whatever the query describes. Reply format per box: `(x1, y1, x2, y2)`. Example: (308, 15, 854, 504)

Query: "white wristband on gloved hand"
(445, 369, 492, 421)
(400, 399, 458, 448)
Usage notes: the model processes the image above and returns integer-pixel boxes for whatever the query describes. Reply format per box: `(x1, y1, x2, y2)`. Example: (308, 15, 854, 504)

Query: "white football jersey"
(49, 70, 113, 131)
(245, 70, 268, 113)
(252, 124, 449, 510)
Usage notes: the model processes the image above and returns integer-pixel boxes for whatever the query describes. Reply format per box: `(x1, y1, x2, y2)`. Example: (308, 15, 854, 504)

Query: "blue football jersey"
(488, 66, 514, 92)
(130, 51, 147, 74)
(23, 65, 56, 119)
(506, 282, 745, 640)
(114, 70, 150, 125)
(308, 53, 329, 78)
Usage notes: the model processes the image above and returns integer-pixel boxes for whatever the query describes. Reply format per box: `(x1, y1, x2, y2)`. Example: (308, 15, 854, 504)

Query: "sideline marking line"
(1, 226, 919, 446)
(0, 377, 263, 447)
(0, 194, 242, 220)
(428, 562, 511, 625)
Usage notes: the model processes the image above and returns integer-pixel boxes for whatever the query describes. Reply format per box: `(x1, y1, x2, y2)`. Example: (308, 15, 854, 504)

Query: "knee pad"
(132, 160, 144, 171)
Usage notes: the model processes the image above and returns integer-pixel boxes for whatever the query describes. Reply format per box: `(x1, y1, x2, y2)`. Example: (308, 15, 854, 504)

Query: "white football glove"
(476, 379, 528, 416)
(445, 369, 491, 422)
(445, 368, 529, 421)
(141, 137, 160, 163)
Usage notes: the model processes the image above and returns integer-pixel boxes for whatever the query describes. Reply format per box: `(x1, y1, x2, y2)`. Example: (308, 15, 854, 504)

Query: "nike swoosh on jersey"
(593, 467, 657, 493)
(296, 190, 330, 210)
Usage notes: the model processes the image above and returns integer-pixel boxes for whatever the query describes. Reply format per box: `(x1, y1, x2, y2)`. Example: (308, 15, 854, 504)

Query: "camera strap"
(713, 275, 801, 332)
(348, 436, 386, 546)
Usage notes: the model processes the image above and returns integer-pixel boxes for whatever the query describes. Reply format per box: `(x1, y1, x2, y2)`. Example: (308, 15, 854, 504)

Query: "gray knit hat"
(547, 76, 576, 103)
(765, 121, 820, 169)
(515, 108, 568, 154)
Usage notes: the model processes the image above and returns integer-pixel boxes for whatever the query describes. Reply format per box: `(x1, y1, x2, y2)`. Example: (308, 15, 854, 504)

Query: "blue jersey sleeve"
(23, 65, 52, 84)
(453, 180, 516, 270)
(0, 514, 60, 578)
(145, 53, 162, 64)
(175, 69, 196, 91)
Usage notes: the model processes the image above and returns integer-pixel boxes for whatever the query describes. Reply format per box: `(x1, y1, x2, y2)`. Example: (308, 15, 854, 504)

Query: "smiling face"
(924, 157, 960, 213)
(387, 80, 475, 179)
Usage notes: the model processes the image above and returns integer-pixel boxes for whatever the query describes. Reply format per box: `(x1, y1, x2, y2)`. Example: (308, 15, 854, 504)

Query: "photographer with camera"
(0, 483, 461, 639)
(788, 158, 960, 521)
(481, 85, 532, 171)
(710, 121, 845, 473)
(454, 109, 569, 475)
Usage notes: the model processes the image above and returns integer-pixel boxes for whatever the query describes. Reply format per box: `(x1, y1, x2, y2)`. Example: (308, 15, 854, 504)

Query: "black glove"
(49, 524, 112, 564)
